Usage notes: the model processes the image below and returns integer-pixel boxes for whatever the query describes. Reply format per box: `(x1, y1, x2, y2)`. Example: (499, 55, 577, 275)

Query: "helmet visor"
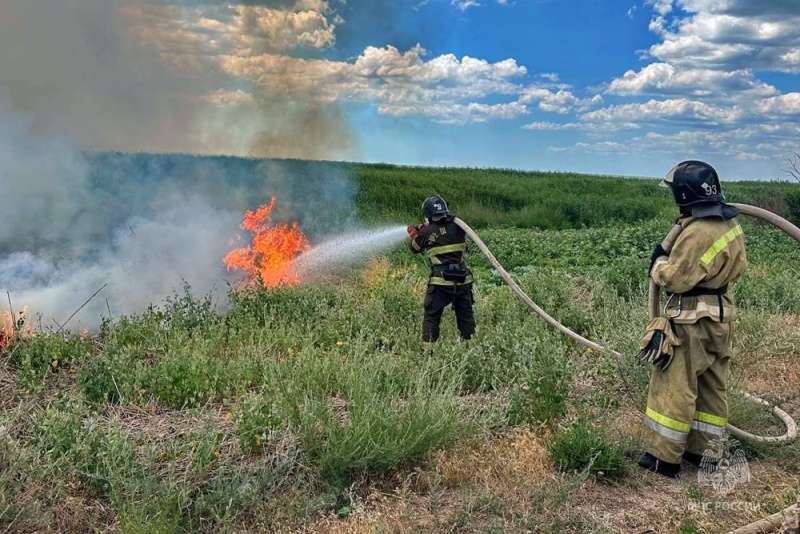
(660, 163, 681, 188)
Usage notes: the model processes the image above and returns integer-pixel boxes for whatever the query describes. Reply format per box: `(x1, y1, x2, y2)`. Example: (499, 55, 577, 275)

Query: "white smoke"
(0, 0, 359, 330)
(0, 126, 241, 330)
(10, 198, 239, 329)
(0, 92, 249, 329)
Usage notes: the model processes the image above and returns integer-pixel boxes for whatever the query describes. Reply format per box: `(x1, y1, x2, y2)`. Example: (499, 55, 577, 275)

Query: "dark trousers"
(422, 283, 475, 342)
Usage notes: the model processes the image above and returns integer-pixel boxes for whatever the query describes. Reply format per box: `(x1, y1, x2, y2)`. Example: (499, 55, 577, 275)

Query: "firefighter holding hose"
(636, 160, 748, 478)
(408, 195, 476, 352)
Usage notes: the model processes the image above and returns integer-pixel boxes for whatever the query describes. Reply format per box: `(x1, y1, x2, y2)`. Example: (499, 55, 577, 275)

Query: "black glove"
(636, 317, 682, 371)
(637, 330, 672, 370)
(649, 244, 668, 274)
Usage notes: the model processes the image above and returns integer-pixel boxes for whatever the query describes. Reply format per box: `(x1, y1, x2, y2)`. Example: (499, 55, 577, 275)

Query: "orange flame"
(223, 197, 311, 287)
(1, 307, 31, 352)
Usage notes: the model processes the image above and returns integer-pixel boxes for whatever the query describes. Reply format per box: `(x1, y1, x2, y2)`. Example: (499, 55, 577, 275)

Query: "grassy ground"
(2, 161, 799, 533)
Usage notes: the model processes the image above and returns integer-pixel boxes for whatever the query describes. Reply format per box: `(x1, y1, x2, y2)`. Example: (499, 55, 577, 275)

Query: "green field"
(2, 159, 799, 533)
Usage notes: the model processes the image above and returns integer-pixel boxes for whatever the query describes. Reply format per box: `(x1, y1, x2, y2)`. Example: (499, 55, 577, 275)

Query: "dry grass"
(293, 437, 799, 534)
(572, 461, 798, 534)
(0, 352, 22, 413)
(299, 429, 557, 533)
(734, 314, 800, 404)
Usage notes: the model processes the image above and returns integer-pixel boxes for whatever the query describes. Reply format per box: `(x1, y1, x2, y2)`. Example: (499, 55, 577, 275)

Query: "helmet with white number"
(421, 195, 449, 223)
(661, 160, 724, 207)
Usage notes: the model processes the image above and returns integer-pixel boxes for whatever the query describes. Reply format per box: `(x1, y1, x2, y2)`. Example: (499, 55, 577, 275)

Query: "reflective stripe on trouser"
(644, 319, 732, 464)
(422, 283, 475, 343)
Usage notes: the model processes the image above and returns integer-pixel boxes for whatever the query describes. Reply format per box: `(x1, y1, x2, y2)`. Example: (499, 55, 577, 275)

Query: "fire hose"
(453, 204, 798, 445)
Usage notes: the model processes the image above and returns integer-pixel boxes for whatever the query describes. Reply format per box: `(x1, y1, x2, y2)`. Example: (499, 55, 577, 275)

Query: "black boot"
(638, 452, 680, 478)
(683, 451, 718, 469)
(682, 451, 703, 467)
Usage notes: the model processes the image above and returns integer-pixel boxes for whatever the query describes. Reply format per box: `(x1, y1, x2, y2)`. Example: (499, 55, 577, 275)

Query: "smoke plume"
(0, 0, 366, 329)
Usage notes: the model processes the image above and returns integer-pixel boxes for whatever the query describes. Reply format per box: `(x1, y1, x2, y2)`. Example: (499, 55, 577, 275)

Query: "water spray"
(292, 225, 409, 279)
(452, 210, 797, 445)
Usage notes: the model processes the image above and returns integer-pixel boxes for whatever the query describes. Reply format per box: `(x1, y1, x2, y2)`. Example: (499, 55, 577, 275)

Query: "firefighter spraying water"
(407, 196, 475, 353)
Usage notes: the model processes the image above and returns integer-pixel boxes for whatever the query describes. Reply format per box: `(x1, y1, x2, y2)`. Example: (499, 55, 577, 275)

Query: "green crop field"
(1, 158, 799, 533)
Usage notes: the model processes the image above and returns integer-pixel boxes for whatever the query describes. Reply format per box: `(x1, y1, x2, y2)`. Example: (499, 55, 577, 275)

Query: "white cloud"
(523, 122, 581, 130)
(189, 44, 529, 124)
(545, 121, 800, 170)
(519, 87, 601, 114)
(128, 0, 549, 129)
(522, 121, 640, 131)
(452, 0, 480, 11)
(607, 63, 778, 99)
(581, 98, 743, 124)
(636, 128, 765, 156)
(548, 141, 629, 154)
(645, 0, 674, 16)
(382, 101, 528, 124)
(570, 0, 796, 173)
(734, 151, 764, 160)
(643, 3, 800, 72)
(452, 0, 510, 9)
(677, 0, 800, 18)
(755, 92, 800, 116)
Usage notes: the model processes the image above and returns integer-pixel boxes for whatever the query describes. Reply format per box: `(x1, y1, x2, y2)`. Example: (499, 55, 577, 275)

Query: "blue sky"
(2, 0, 800, 180)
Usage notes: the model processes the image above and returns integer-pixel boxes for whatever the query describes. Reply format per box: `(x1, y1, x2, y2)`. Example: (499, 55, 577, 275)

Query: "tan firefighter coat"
(644, 213, 748, 464)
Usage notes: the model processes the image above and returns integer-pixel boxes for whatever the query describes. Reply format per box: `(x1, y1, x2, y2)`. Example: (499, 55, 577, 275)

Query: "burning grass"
(224, 197, 311, 287)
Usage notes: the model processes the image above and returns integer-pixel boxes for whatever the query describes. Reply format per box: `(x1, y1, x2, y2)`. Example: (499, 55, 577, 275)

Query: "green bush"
(235, 392, 283, 453)
(276, 351, 468, 482)
(146, 343, 219, 408)
(32, 397, 139, 493)
(785, 188, 800, 226)
(549, 420, 624, 481)
(506, 349, 571, 427)
(354, 164, 672, 229)
(78, 346, 147, 404)
(9, 333, 94, 392)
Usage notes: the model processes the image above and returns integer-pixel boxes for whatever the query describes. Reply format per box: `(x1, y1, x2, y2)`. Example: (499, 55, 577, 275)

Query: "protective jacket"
(644, 213, 748, 464)
(651, 216, 747, 323)
(409, 216, 474, 287)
